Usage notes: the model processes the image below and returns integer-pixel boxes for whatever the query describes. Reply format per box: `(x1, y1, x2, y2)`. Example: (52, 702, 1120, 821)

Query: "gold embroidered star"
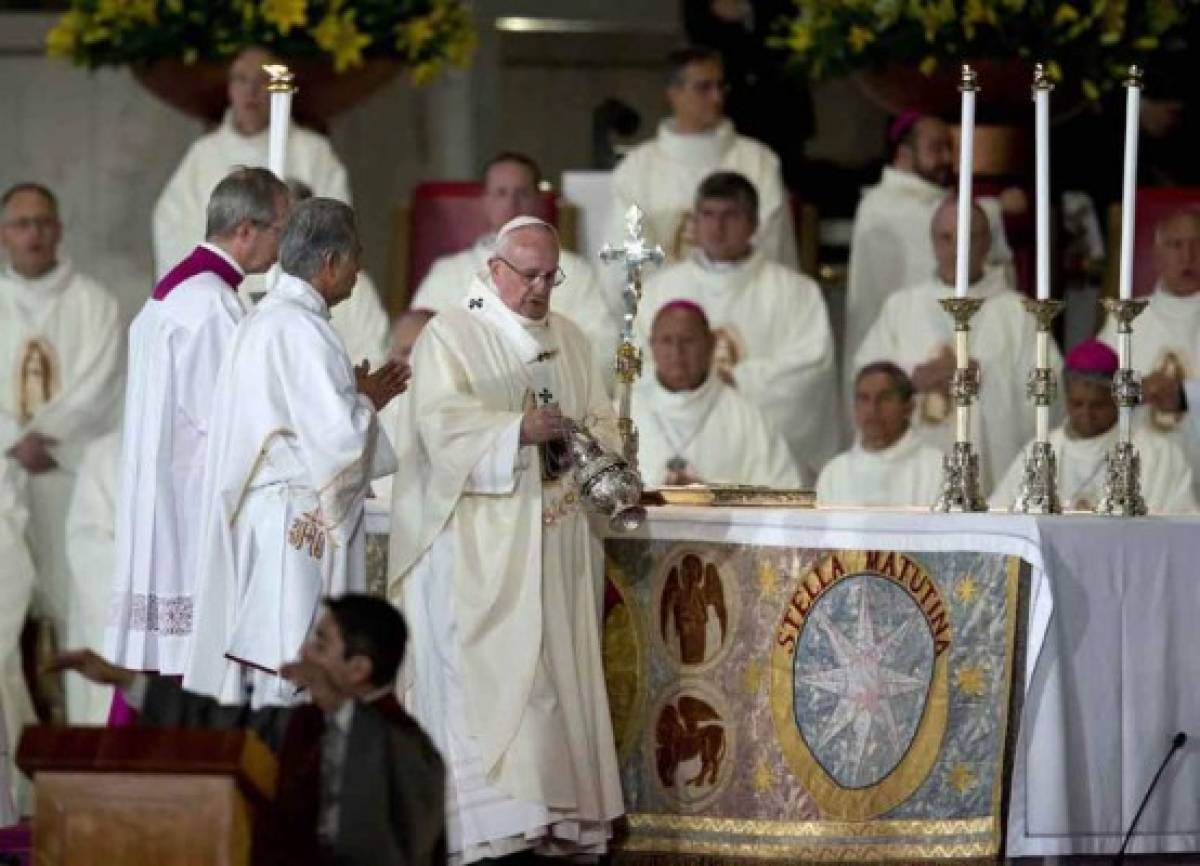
(955, 663, 988, 697)
(948, 762, 976, 795)
(758, 559, 779, 596)
(752, 758, 773, 793)
(954, 575, 978, 605)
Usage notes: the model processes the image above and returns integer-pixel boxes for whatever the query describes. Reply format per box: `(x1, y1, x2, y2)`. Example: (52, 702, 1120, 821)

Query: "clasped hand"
(520, 403, 569, 445)
(355, 359, 411, 411)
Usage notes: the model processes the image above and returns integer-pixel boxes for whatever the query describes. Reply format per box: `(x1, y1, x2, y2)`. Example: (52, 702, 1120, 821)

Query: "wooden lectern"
(17, 726, 277, 866)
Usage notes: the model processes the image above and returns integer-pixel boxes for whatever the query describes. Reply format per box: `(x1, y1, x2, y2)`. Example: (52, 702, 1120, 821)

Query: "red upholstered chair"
(387, 181, 561, 314)
(1104, 187, 1200, 298)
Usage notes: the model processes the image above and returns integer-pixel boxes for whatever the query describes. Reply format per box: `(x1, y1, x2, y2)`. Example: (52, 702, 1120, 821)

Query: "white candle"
(267, 88, 293, 179)
(1034, 69, 1051, 300)
(954, 66, 977, 299)
(1118, 67, 1142, 300)
(1036, 404, 1049, 443)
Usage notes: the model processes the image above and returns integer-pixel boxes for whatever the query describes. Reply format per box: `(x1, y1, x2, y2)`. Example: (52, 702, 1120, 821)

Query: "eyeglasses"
(2, 216, 58, 232)
(495, 256, 566, 288)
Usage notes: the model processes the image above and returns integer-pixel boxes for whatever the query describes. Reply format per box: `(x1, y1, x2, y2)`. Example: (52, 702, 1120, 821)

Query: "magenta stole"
(152, 245, 243, 299)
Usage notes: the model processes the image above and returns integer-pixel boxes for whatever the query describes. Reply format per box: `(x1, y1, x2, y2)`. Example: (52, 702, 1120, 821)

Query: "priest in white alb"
(817, 362, 949, 508)
(107, 168, 289, 708)
(389, 216, 623, 861)
(844, 112, 1014, 375)
(1101, 207, 1200, 498)
(612, 47, 796, 268)
(992, 339, 1195, 512)
(372, 308, 435, 506)
(0, 182, 124, 723)
(636, 171, 838, 481)
(152, 46, 351, 312)
(634, 301, 800, 487)
(412, 151, 617, 379)
(185, 198, 406, 707)
(855, 198, 1060, 491)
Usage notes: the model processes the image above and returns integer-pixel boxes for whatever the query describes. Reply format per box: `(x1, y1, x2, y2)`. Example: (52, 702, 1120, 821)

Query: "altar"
(364, 503, 1200, 860)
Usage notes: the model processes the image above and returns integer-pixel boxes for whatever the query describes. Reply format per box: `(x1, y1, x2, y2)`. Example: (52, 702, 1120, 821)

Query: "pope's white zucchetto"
(496, 215, 559, 242)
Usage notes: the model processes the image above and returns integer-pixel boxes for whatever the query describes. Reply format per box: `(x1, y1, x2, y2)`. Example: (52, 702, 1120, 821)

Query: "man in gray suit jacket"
(51, 594, 445, 866)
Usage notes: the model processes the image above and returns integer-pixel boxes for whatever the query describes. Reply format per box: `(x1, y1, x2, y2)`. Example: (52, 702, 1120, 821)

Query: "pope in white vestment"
(389, 218, 622, 862)
(107, 168, 290, 680)
(413, 153, 618, 382)
(636, 171, 838, 481)
(65, 430, 120, 723)
(633, 301, 800, 487)
(0, 187, 124, 696)
(611, 49, 796, 268)
(1100, 208, 1200, 498)
(817, 362, 944, 508)
(844, 114, 1013, 375)
(855, 200, 1059, 491)
(185, 199, 401, 708)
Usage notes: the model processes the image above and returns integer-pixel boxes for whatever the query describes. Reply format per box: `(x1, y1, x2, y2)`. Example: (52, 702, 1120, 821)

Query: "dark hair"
(695, 171, 759, 221)
(482, 151, 542, 187)
(1, 182, 58, 216)
(666, 46, 722, 86)
(324, 594, 408, 687)
(855, 361, 915, 402)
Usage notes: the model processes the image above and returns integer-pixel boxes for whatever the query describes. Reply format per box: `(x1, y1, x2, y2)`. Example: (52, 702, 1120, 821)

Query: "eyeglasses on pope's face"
(495, 256, 566, 289)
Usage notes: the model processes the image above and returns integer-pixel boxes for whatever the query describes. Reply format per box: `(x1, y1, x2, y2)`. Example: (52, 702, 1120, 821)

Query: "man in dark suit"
(50, 594, 445, 866)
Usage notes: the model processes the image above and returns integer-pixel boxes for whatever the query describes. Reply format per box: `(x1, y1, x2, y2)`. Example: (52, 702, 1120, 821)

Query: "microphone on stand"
(1115, 731, 1187, 863)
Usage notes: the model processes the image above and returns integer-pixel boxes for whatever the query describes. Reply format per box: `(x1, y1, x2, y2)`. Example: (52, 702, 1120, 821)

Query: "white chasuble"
(413, 237, 620, 389)
(632, 372, 801, 488)
(184, 273, 395, 707)
(152, 110, 350, 284)
(1098, 285, 1200, 499)
(844, 167, 1014, 377)
(0, 261, 123, 635)
(990, 423, 1197, 514)
(388, 278, 623, 861)
(637, 252, 840, 481)
(815, 428, 945, 508)
(66, 430, 120, 723)
(107, 250, 247, 675)
(854, 266, 1061, 492)
(612, 119, 797, 268)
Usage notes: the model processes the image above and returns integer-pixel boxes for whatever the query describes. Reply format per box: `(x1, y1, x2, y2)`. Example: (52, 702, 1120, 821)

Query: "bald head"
(227, 46, 278, 136)
(390, 309, 435, 364)
(931, 197, 991, 286)
(487, 222, 561, 320)
(1154, 208, 1200, 297)
(650, 303, 714, 392)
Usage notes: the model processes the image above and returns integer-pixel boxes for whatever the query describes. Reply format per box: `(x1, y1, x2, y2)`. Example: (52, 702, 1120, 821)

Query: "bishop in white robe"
(636, 171, 838, 481)
(185, 198, 403, 708)
(389, 217, 623, 862)
(817, 362, 944, 508)
(0, 184, 124, 683)
(992, 339, 1196, 512)
(634, 301, 800, 487)
(107, 168, 289, 683)
(65, 429, 120, 723)
(612, 49, 796, 268)
(412, 153, 618, 381)
(152, 47, 350, 282)
(855, 199, 1059, 491)
(1100, 208, 1200, 498)
(844, 113, 1013, 375)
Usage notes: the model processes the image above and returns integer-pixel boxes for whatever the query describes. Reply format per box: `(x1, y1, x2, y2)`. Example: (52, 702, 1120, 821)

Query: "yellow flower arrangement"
(46, 0, 475, 85)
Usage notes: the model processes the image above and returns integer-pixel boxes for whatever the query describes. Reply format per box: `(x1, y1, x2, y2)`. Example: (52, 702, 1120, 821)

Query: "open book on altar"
(643, 485, 816, 508)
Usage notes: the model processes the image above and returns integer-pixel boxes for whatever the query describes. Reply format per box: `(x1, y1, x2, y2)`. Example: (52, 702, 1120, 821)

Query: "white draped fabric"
(0, 261, 123, 642)
(844, 168, 1013, 374)
(389, 278, 623, 861)
(413, 237, 619, 387)
(65, 430, 120, 723)
(854, 266, 1061, 491)
(185, 273, 395, 707)
(636, 252, 839, 481)
(0, 459, 34, 817)
(990, 423, 1197, 513)
(1097, 285, 1200, 499)
(152, 110, 350, 287)
(107, 251, 246, 675)
(815, 428, 945, 508)
(611, 119, 797, 268)
(632, 372, 800, 488)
